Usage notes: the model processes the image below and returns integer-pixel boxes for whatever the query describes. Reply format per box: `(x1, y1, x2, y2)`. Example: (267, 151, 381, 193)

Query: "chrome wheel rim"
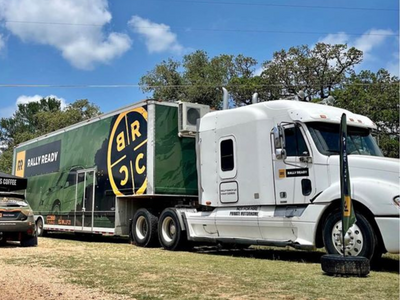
(161, 216, 176, 243)
(135, 216, 148, 240)
(331, 220, 364, 256)
(36, 220, 43, 236)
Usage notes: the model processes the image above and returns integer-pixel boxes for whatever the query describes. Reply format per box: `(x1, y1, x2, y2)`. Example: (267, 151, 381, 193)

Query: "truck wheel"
(158, 209, 187, 251)
(132, 208, 158, 247)
(20, 234, 38, 247)
(323, 210, 377, 261)
(36, 218, 46, 237)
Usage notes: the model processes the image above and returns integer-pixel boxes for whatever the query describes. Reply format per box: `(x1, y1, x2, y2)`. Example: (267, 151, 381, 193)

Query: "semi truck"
(13, 91, 399, 262)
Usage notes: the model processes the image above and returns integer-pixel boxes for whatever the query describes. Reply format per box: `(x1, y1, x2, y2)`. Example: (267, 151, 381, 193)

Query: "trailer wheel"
(323, 210, 377, 261)
(36, 218, 46, 237)
(158, 209, 187, 251)
(132, 209, 158, 247)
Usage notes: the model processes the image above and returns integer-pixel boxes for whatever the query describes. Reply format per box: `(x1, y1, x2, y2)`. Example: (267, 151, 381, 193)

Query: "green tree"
(227, 54, 262, 106)
(261, 43, 363, 100)
(139, 58, 184, 102)
(332, 69, 399, 158)
(0, 98, 101, 173)
(140, 50, 258, 108)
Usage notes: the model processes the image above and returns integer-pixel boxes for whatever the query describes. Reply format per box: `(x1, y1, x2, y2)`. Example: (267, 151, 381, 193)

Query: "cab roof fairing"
(198, 100, 376, 131)
(198, 103, 271, 132)
(287, 107, 376, 129)
(260, 100, 375, 129)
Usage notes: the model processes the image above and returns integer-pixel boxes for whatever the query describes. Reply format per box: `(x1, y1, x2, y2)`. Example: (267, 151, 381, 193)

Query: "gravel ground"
(0, 242, 135, 300)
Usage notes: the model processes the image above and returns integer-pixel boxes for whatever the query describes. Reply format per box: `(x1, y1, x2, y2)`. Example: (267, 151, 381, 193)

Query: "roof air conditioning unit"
(178, 102, 210, 137)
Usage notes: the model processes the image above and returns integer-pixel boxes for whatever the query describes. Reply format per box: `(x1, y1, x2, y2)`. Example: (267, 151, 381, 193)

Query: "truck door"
(215, 136, 262, 240)
(272, 124, 315, 205)
(74, 169, 96, 231)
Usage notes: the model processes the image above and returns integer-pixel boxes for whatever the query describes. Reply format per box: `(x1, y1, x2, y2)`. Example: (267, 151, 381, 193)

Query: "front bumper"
(375, 217, 400, 253)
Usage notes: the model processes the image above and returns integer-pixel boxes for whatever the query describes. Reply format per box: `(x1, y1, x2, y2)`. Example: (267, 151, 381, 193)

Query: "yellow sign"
(343, 196, 351, 217)
(279, 169, 286, 178)
(15, 151, 26, 177)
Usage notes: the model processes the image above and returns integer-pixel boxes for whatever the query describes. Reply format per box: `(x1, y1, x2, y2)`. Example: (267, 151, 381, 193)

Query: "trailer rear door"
(74, 168, 96, 232)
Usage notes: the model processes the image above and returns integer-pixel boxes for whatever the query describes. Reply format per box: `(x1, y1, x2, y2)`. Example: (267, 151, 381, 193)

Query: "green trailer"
(12, 100, 208, 242)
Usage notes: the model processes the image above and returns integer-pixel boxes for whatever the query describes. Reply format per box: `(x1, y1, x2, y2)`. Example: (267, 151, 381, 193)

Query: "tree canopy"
(0, 98, 101, 173)
(140, 43, 363, 105)
(332, 69, 399, 158)
(261, 43, 363, 101)
(140, 50, 259, 108)
(140, 44, 398, 157)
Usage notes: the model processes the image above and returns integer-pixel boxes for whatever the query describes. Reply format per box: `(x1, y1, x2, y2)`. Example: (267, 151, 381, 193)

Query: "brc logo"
(107, 107, 148, 196)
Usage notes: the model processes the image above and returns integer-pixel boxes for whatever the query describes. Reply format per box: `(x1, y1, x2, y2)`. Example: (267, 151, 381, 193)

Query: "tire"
(132, 208, 158, 247)
(20, 234, 38, 247)
(158, 208, 188, 251)
(321, 254, 370, 277)
(36, 218, 46, 237)
(323, 209, 377, 261)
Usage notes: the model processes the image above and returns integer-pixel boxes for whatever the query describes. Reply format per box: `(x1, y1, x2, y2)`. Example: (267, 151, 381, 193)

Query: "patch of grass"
(2, 236, 399, 300)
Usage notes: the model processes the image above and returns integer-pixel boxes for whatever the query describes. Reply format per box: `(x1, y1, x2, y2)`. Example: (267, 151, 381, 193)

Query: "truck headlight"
(393, 196, 400, 207)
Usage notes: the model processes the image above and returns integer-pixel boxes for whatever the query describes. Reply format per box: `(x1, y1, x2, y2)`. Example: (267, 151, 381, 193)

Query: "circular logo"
(107, 107, 148, 196)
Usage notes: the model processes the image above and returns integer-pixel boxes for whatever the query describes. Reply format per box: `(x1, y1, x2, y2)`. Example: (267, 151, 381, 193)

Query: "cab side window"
(284, 126, 309, 156)
(220, 139, 234, 171)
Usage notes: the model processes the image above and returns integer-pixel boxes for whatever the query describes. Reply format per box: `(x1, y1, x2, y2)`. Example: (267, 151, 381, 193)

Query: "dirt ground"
(0, 242, 135, 300)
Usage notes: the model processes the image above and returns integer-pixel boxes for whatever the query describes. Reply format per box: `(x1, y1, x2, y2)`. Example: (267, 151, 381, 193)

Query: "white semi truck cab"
(158, 99, 399, 263)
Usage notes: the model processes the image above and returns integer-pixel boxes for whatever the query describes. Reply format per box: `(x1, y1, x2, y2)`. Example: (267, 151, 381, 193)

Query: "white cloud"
(0, 95, 69, 118)
(319, 32, 349, 45)
(0, 95, 68, 118)
(353, 29, 394, 60)
(319, 29, 394, 62)
(0, 0, 132, 70)
(128, 16, 183, 54)
(16, 95, 68, 109)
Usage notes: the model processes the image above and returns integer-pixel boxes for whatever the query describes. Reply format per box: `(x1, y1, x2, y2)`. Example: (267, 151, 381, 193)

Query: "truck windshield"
(306, 122, 383, 156)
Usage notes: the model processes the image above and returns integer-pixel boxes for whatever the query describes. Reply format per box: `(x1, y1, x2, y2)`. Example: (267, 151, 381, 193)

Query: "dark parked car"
(0, 192, 37, 247)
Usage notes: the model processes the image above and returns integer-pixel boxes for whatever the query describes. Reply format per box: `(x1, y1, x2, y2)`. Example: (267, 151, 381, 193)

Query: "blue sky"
(0, 0, 398, 117)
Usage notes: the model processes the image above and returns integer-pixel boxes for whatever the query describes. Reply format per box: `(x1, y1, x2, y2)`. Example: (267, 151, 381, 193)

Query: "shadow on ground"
(6, 232, 396, 274)
(192, 246, 399, 274)
(43, 232, 129, 243)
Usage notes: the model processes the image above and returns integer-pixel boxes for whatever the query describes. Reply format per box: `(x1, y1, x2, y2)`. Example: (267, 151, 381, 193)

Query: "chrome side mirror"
(272, 125, 286, 159)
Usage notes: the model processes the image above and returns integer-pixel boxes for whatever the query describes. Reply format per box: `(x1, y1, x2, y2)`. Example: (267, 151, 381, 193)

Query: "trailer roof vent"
(178, 102, 210, 137)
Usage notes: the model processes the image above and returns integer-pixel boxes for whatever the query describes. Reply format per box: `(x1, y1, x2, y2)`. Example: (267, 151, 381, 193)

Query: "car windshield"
(306, 122, 383, 157)
(0, 196, 28, 207)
